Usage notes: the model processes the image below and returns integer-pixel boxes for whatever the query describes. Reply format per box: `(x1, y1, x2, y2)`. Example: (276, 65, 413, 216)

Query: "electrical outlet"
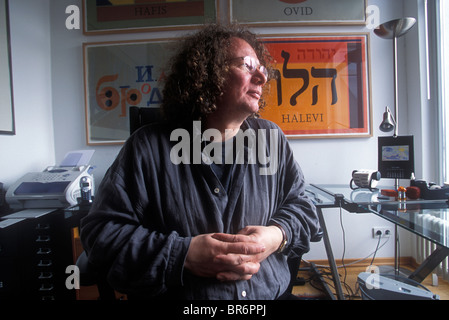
(372, 227, 392, 238)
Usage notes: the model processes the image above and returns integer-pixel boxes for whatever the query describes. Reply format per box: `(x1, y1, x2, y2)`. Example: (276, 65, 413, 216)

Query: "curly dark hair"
(161, 23, 271, 128)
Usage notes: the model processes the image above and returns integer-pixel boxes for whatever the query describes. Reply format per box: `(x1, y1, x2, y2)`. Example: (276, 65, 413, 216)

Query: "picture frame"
(83, 39, 177, 145)
(229, 0, 367, 26)
(260, 34, 372, 139)
(0, 0, 15, 135)
(83, 0, 219, 35)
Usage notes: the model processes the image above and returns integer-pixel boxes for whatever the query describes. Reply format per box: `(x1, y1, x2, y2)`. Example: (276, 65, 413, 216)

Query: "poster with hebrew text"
(260, 34, 372, 139)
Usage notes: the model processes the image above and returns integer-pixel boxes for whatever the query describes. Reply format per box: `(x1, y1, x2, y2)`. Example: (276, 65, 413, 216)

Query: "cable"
(302, 206, 393, 299)
(339, 206, 348, 287)
(305, 231, 391, 269)
(370, 233, 383, 266)
(309, 264, 359, 300)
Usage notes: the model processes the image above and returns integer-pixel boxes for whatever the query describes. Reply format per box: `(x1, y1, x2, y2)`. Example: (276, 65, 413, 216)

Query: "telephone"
(79, 176, 93, 204)
(350, 170, 381, 191)
(410, 180, 449, 200)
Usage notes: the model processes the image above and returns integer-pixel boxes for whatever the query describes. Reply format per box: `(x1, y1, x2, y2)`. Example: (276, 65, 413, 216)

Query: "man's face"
(216, 37, 267, 119)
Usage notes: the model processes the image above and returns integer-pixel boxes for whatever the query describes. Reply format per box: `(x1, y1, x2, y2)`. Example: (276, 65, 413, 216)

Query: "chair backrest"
(129, 106, 163, 134)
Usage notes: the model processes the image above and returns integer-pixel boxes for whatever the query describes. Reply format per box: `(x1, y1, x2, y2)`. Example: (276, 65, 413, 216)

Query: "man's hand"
(213, 225, 283, 268)
(184, 233, 266, 281)
(184, 226, 284, 282)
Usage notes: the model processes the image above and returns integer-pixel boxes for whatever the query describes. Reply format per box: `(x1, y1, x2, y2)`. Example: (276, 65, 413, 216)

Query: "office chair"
(76, 251, 116, 300)
(129, 106, 163, 135)
(286, 230, 323, 295)
(286, 255, 304, 293)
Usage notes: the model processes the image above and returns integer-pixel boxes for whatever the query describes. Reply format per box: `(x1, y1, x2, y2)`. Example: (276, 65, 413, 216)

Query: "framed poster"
(83, 39, 176, 145)
(0, 0, 15, 135)
(230, 0, 366, 26)
(83, 0, 218, 35)
(260, 34, 372, 139)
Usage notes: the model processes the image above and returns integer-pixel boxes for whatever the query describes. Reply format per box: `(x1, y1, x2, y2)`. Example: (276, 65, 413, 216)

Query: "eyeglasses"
(229, 56, 268, 79)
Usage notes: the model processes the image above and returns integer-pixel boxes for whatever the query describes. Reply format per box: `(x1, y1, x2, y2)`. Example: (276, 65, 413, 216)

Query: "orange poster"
(261, 35, 371, 138)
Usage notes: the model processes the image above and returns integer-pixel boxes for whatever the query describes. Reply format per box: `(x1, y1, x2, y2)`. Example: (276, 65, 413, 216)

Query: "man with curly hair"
(81, 24, 320, 300)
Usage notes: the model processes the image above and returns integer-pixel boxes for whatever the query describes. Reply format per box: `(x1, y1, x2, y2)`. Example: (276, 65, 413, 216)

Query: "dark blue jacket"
(80, 118, 320, 299)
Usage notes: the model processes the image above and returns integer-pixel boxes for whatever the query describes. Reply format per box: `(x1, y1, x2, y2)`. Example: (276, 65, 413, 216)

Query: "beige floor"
(292, 260, 449, 300)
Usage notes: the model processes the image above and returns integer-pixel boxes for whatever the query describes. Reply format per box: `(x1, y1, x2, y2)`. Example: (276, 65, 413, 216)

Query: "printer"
(6, 150, 95, 209)
(358, 272, 439, 300)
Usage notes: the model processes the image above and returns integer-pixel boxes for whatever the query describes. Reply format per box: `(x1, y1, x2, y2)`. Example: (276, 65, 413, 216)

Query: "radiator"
(415, 211, 449, 281)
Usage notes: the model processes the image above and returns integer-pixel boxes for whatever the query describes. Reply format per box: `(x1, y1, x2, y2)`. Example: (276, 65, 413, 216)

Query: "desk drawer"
(0, 258, 20, 298)
(0, 233, 18, 257)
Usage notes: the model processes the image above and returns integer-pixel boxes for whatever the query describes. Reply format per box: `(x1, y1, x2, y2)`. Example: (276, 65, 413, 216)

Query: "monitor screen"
(378, 136, 414, 179)
(382, 145, 410, 162)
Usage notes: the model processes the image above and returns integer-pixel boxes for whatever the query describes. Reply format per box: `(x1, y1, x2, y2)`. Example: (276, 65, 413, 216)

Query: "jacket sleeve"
(268, 126, 322, 257)
(80, 133, 191, 297)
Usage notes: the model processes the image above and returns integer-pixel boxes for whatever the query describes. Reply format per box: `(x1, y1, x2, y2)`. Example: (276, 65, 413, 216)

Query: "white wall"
(0, 0, 54, 186)
(47, 0, 409, 185)
(3, 0, 434, 262)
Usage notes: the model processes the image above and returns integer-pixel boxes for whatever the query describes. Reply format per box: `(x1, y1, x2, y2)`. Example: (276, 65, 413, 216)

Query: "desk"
(306, 184, 449, 300)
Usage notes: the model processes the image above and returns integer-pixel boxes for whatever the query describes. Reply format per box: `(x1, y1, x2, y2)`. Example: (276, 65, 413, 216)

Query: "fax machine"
(6, 150, 95, 209)
(6, 165, 94, 209)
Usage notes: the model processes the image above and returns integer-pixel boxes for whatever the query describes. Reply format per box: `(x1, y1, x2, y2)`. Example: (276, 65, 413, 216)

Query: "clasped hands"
(184, 225, 283, 282)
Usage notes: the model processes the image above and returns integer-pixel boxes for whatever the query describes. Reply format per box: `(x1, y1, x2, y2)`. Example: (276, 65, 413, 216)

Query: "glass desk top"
(306, 184, 449, 248)
(367, 202, 449, 248)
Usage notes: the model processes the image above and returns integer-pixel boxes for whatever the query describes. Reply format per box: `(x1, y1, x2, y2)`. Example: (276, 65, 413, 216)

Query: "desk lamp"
(379, 106, 396, 134)
(374, 17, 416, 277)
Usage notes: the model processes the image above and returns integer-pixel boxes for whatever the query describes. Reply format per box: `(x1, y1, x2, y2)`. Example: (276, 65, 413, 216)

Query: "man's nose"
(252, 68, 267, 85)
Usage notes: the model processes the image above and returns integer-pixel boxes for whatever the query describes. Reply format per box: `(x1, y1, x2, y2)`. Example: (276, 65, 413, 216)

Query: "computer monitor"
(378, 135, 414, 180)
